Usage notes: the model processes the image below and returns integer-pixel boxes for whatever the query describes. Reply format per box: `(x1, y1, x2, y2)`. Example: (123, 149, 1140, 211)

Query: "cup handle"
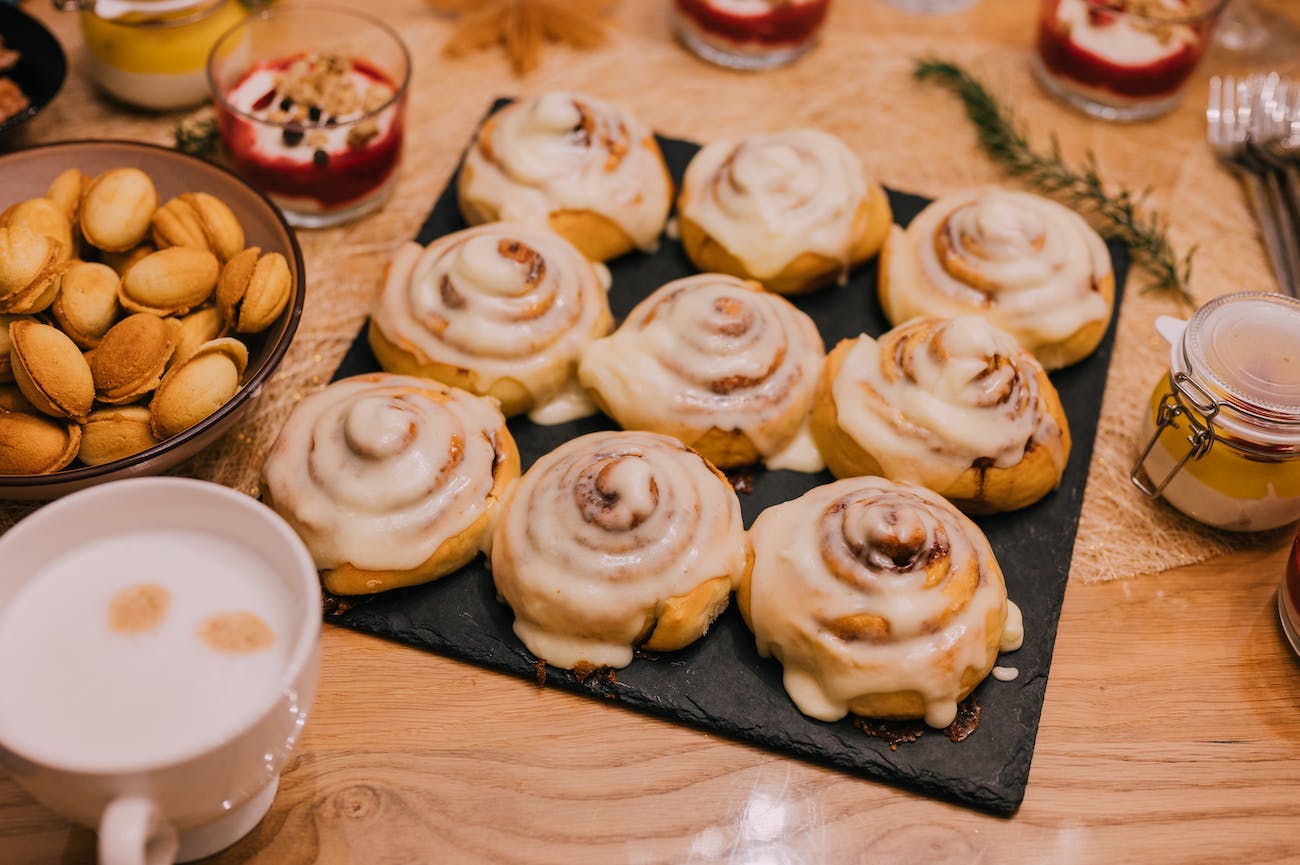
(98, 797, 179, 865)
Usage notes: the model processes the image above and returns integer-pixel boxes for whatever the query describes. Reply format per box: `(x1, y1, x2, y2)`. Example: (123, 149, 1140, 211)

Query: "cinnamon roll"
(369, 222, 613, 422)
(739, 477, 1021, 727)
(261, 373, 521, 595)
(810, 316, 1070, 513)
(457, 92, 674, 262)
(491, 430, 751, 670)
(578, 274, 825, 471)
(879, 188, 1114, 369)
(677, 129, 891, 295)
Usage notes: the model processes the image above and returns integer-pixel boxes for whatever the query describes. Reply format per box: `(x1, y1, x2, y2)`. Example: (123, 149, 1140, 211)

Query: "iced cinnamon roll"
(879, 188, 1114, 369)
(810, 316, 1070, 513)
(677, 129, 891, 295)
(578, 274, 825, 471)
(491, 430, 751, 671)
(369, 222, 613, 423)
(457, 92, 673, 261)
(740, 477, 1021, 727)
(262, 373, 521, 595)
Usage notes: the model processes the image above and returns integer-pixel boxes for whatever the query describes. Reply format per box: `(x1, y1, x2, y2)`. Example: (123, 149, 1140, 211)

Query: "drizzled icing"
(262, 374, 512, 572)
(372, 223, 611, 417)
(578, 274, 825, 466)
(746, 477, 1013, 728)
(460, 92, 672, 253)
(829, 316, 1068, 490)
(884, 188, 1111, 356)
(491, 431, 748, 670)
(679, 129, 869, 279)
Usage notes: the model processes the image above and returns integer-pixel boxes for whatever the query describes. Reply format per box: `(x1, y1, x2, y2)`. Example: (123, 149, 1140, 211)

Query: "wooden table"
(4, 1, 1300, 862)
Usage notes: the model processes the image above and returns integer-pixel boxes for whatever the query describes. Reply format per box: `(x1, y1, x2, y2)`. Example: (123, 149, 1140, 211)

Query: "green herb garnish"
(915, 59, 1194, 305)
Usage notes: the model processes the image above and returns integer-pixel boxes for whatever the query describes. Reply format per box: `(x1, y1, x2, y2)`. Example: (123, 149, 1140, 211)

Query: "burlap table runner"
(5, 0, 1297, 582)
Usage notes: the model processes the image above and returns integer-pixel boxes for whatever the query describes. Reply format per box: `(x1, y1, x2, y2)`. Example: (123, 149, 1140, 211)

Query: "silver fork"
(1253, 74, 1300, 242)
(1208, 75, 1298, 296)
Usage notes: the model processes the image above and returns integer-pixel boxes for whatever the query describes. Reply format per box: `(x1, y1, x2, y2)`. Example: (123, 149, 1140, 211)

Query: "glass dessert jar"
(671, 0, 831, 71)
(207, 5, 410, 228)
(1032, 0, 1229, 122)
(55, 0, 246, 110)
(1131, 293, 1300, 532)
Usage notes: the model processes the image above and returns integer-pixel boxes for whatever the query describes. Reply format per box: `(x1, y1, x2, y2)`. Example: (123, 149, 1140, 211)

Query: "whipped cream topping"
(262, 373, 512, 573)
(680, 129, 869, 279)
(372, 223, 611, 418)
(885, 188, 1111, 357)
(492, 431, 749, 670)
(1054, 0, 1197, 68)
(460, 92, 672, 254)
(829, 316, 1068, 491)
(579, 274, 825, 466)
(746, 477, 1014, 728)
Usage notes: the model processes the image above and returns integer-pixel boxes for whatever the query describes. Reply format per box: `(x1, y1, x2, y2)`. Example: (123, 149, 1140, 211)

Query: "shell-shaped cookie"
(120, 247, 220, 316)
(80, 168, 158, 253)
(149, 337, 247, 438)
(79, 405, 160, 466)
(0, 224, 63, 314)
(0, 409, 81, 475)
(46, 168, 88, 223)
(100, 243, 155, 278)
(1, 198, 75, 264)
(216, 247, 292, 333)
(151, 192, 245, 262)
(52, 261, 121, 349)
(172, 306, 228, 367)
(8, 320, 95, 422)
(90, 313, 180, 405)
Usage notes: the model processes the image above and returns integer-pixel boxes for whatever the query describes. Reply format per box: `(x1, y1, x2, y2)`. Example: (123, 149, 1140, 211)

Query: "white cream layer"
(1054, 0, 1197, 68)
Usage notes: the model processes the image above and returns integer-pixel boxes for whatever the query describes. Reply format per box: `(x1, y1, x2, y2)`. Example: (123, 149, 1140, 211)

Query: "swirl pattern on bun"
(457, 92, 673, 261)
(677, 129, 892, 295)
(369, 222, 613, 422)
(579, 273, 825, 471)
(811, 316, 1070, 513)
(740, 477, 1020, 728)
(491, 430, 750, 670)
(262, 373, 520, 595)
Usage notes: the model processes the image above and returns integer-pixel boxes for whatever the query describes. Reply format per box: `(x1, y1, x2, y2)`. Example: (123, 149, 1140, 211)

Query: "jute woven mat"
(4, 0, 1296, 582)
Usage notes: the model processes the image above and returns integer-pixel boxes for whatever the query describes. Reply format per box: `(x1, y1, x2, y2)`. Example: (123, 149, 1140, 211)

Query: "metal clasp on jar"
(1131, 372, 1221, 497)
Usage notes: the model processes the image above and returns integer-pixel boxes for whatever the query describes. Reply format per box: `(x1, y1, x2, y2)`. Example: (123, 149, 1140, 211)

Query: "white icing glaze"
(262, 373, 511, 573)
(884, 188, 1111, 357)
(527, 375, 600, 426)
(372, 224, 611, 415)
(764, 417, 825, 473)
(829, 316, 1068, 491)
(1001, 599, 1024, 651)
(991, 666, 1019, 682)
(745, 477, 1010, 727)
(579, 274, 824, 464)
(491, 430, 748, 670)
(460, 92, 672, 254)
(1053, 0, 1197, 68)
(680, 129, 869, 279)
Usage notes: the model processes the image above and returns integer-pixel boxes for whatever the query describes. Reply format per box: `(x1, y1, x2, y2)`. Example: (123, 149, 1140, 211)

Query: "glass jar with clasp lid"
(1131, 292, 1300, 532)
(53, 0, 247, 111)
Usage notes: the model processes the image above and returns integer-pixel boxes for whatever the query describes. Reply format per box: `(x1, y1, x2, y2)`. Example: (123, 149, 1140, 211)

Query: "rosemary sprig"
(914, 59, 1195, 305)
(174, 106, 220, 161)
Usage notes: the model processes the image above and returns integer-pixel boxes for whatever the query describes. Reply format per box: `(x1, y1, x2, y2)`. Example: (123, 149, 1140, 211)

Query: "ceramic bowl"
(0, 5, 67, 145)
(0, 140, 305, 500)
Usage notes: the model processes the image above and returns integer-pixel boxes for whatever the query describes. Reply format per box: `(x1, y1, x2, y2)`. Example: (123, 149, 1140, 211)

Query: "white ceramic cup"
(0, 478, 321, 864)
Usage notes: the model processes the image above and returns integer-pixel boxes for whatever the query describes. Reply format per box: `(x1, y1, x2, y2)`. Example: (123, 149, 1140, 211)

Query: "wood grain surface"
(3, 0, 1300, 863)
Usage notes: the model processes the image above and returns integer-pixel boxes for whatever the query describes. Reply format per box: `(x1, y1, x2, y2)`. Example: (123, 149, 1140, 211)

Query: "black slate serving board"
(328, 107, 1129, 815)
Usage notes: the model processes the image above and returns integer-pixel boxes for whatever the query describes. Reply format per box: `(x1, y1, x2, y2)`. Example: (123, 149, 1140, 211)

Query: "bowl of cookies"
(0, 139, 305, 500)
